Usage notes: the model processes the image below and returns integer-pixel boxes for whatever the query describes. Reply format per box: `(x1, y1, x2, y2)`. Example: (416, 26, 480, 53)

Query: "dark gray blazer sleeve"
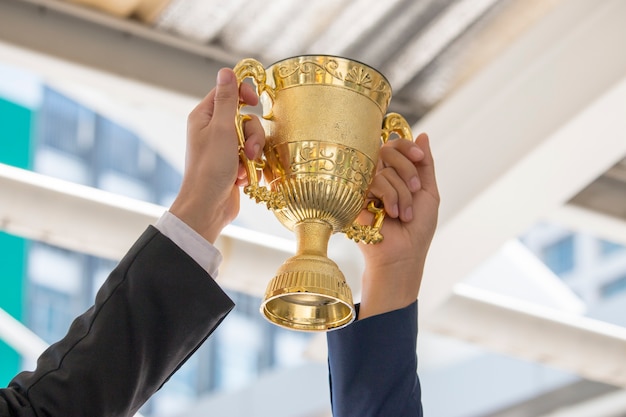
(327, 301, 423, 417)
(0, 226, 234, 417)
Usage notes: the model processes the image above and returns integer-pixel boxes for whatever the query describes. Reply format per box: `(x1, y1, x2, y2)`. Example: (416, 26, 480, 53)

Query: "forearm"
(327, 301, 423, 417)
(0, 227, 234, 417)
(357, 259, 424, 320)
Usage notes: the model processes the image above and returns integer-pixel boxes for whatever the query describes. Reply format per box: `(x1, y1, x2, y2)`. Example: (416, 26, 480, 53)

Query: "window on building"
(38, 88, 91, 155)
(26, 243, 85, 343)
(213, 312, 264, 391)
(541, 234, 575, 276)
(599, 239, 625, 257)
(600, 274, 626, 299)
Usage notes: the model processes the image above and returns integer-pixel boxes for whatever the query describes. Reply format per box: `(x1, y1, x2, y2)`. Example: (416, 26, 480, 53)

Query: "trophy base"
(260, 221, 355, 331)
(261, 256, 355, 331)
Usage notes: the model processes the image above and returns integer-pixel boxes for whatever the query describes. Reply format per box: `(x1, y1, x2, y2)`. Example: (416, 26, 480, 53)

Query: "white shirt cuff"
(154, 211, 223, 279)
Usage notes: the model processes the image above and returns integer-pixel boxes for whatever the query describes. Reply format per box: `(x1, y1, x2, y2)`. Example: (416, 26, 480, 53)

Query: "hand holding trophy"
(233, 55, 413, 331)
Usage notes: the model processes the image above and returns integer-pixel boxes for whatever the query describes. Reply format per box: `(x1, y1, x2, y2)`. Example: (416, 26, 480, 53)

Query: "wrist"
(358, 260, 424, 320)
(169, 196, 228, 244)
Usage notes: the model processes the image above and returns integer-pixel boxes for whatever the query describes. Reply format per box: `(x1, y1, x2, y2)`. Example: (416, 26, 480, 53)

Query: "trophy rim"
(265, 54, 392, 88)
(263, 54, 393, 112)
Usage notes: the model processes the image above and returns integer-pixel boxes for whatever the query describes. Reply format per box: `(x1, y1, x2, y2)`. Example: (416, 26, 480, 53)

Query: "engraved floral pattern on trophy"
(267, 140, 375, 232)
(289, 142, 371, 188)
(275, 58, 344, 82)
(272, 57, 391, 109)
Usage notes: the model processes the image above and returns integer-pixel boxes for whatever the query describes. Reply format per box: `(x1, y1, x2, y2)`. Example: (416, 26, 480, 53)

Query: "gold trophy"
(234, 55, 412, 331)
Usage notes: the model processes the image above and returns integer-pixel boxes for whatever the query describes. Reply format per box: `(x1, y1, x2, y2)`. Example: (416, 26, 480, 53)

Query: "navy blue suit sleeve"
(327, 301, 423, 417)
(0, 226, 234, 417)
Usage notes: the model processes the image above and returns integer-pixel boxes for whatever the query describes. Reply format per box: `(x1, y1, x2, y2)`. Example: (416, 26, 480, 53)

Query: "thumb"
(212, 68, 240, 124)
(415, 133, 438, 197)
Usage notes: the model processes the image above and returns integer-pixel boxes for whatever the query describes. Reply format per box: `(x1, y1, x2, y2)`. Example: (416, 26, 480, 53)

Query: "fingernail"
(391, 204, 399, 218)
(405, 207, 413, 221)
(410, 176, 421, 192)
(217, 68, 232, 85)
(409, 146, 424, 160)
(254, 143, 261, 158)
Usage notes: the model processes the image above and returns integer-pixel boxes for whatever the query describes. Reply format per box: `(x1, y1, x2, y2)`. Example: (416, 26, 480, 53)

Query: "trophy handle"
(233, 59, 285, 210)
(344, 112, 413, 244)
(381, 112, 413, 144)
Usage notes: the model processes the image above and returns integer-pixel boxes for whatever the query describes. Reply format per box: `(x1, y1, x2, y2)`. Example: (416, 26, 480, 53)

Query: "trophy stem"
(260, 220, 356, 331)
(294, 220, 331, 257)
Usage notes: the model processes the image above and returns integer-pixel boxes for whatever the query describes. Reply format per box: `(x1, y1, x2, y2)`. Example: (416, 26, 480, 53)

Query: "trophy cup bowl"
(234, 55, 412, 331)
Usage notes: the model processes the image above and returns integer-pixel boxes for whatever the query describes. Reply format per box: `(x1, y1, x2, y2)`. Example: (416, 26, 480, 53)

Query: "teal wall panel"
(0, 97, 34, 385)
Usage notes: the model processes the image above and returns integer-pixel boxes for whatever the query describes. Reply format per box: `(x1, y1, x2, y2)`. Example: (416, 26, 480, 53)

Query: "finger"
(239, 82, 259, 106)
(380, 167, 414, 221)
(379, 143, 421, 192)
(187, 87, 217, 132)
(236, 163, 248, 186)
(243, 114, 265, 160)
(415, 133, 439, 199)
(235, 165, 263, 188)
(210, 68, 241, 134)
(388, 137, 425, 163)
(367, 170, 400, 218)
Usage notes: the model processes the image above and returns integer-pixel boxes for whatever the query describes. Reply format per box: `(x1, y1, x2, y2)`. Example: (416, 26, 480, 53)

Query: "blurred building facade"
(1, 66, 626, 417)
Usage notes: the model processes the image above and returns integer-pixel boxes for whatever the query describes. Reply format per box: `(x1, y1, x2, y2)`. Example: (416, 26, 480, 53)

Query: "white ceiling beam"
(428, 284, 626, 388)
(0, 307, 48, 361)
(0, 163, 301, 297)
(0, 163, 164, 260)
(539, 389, 626, 417)
(463, 239, 587, 314)
(414, 0, 626, 314)
(0, 0, 236, 97)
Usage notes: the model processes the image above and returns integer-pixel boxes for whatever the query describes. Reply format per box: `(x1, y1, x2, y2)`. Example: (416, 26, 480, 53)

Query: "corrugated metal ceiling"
(66, 0, 563, 124)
